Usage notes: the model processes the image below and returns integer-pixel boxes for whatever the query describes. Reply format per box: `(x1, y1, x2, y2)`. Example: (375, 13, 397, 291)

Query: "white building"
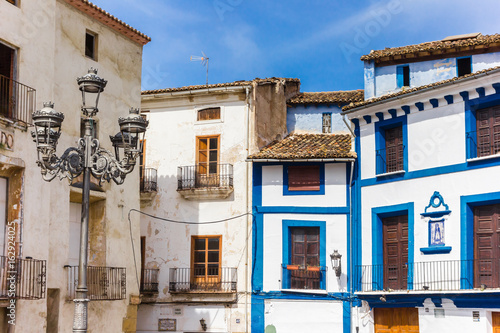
(0, 0, 150, 331)
(247, 91, 362, 333)
(137, 78, 300, 333)
(344, 33, 500, 333)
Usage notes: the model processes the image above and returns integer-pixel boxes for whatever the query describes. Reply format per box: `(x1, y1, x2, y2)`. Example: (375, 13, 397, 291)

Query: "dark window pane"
(209, 138, 218, 148)
(194, 264, 205, 276)
(207, 238, 219, 250)
(194, 251, 206, 263)
(207, 251, 219, 262)
(194, 238, 205, 250)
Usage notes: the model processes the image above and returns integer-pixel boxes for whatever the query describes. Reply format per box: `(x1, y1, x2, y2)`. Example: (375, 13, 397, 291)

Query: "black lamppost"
(31, 68, 147, 332)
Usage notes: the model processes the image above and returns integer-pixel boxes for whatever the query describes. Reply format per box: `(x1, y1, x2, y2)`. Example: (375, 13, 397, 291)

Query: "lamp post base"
(72, 298, 90, 332)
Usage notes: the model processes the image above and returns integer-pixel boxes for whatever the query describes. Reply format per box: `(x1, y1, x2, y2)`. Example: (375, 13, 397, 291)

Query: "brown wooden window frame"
(196, 135, 219, 175)
(475, 105, 500, 158)
(191, 235, 221, 288)
(197, 107, 221, 121)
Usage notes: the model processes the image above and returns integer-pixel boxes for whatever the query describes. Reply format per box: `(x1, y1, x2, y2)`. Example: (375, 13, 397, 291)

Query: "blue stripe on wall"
(343, 301, 351, 333)
(251, 296, 265, 333)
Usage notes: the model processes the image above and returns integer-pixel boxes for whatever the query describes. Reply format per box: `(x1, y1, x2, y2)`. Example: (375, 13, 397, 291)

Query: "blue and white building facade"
(345, 33, 500, 333)
(249, 91, 362, 333)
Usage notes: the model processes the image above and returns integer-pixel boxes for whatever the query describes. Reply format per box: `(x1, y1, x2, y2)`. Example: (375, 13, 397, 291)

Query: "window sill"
(376, 170, 405, 178)
(281, 289, 327, 295)
(420, 246, 452, 255)
(195, 119, 223, 125)
(467, 154, 500, 163)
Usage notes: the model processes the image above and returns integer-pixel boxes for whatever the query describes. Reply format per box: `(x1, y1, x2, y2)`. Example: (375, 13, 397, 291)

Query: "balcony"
(140, 168, 157, 204)
(466, 130, 500, 159)
(0, 74, 36, 126)
(355, 259, 500, 293)
(177, 164, 233, 200)
(281, 264, 327, 290)
(65, 265, 126, 300)
(169, 267, 237, 293)
(0, 256, 46, 300)
(140, 268, 159, 294)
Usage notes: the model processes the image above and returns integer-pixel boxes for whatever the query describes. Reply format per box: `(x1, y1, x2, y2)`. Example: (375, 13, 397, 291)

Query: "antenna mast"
(190, 52, 209, 85)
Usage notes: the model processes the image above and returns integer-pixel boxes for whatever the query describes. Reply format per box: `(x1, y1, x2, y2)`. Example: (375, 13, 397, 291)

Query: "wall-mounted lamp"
(330, 250, 342, 277)
(200, 318, 207, 331)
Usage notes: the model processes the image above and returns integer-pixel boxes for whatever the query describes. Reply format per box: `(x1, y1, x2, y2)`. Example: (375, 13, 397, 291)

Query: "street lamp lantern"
(31, 102, 64, 158)
(76, 67, 107, 116)
(32, 69, 146, 333)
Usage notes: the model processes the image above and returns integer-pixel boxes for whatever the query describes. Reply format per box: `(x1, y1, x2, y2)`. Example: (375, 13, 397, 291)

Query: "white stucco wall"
(264, 299, 344, 333)
(262, 163, 347, 207)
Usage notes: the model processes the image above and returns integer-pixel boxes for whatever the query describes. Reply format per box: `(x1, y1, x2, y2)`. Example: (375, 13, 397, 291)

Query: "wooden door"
(0, 43, 14, 118)
(385, 126, 403, 172)
(493, 312, 500, 333)
(196, 136, 219, 187)
(374, 308, 419, 333)
(383, 215, 408, 290)
(290, 227, 320, 289)
(140, 236, 145, 291)
(474, 204, 500, 288)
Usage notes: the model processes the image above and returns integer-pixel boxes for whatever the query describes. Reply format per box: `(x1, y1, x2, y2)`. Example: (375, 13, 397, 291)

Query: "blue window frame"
(283, 163, 325, 195)
(375, 115, 408, 175)
(464, 92, 500, 160)
(282, 220, 326, 290)
(397, 65, 410, 88)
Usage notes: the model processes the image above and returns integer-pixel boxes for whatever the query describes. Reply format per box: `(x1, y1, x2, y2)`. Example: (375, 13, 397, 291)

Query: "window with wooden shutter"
(322, 113, 332, 133)
(385, 126, 404, 172)
(197, 107, 220, 121)
(476, 105, 500, 157)
(191, 235, 221, 289)
(287, 165, 320, 191)
(290, 227, 320, 289)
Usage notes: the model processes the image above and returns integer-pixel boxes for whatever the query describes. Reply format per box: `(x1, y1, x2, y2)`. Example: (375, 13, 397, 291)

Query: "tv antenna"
(190, 52, 209, 86)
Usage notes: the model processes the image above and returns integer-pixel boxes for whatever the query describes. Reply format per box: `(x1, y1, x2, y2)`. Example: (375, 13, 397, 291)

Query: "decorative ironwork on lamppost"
(31, 68, 148, 333)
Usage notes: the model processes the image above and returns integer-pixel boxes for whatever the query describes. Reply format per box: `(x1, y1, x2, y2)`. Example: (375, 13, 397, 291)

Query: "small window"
(322, 113, 332, 133)
(191, 235, 221, 288)
(85, 31, 97, 60)
(384, 126, 404, 173)
(197, 107, 220, 121)
(397, 65, 410, 88)
(288, 165, 320, 191)
(6, 0, 17, 6)
(457, 57, 472, 77)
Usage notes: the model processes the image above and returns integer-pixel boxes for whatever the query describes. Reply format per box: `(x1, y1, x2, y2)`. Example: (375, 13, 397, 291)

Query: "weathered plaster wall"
(287, 104, 347, 134)
(139, 90, 251, 332)
(0, 0, 145, 331)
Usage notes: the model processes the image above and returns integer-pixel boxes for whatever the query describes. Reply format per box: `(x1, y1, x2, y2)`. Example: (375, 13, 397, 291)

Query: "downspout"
(245, 85, 251, 333)
(348, 160, 354, 332)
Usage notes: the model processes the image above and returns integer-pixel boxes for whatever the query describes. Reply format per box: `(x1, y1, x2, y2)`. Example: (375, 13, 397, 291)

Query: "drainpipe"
(244, 85, 251, 333)
(348, 160, 354, 332)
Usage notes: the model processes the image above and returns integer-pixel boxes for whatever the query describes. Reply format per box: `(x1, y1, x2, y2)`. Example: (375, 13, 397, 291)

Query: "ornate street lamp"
(330, 250, 342, 278)
(32, 68, 147, 333)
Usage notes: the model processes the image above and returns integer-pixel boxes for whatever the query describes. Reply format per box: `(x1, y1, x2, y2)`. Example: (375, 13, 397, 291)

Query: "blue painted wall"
(364, 51, 500, 98)
(287, 104, 347, 134)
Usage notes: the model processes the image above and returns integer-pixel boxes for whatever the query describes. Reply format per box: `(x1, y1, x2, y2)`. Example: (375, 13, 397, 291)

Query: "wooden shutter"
(383, 215, 408, 290)
(288, 165, 320, 191)
(290, 227, 320, 289)
(476, 106, 500, 157)
(385, 126, 403, 172)
(197, 107, 221, 121)
(474, 204, 500, 288)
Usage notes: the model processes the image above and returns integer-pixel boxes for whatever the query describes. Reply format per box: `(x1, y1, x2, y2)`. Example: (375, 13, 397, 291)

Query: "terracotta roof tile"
(342, 66, 500, 112)
(63, 0, 151, 45)
(248, 134, 356, 160)
(288, 90, 364, 105)
(361, 33, 500, 62)
(142, 77, 300, 95)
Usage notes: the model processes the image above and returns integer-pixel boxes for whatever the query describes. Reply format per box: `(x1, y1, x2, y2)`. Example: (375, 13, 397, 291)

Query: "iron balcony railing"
(466, 130, 500, 158)
(0, 74, 36, 125)
(169, 267, 237, 293)
(354, 259, 500, 292)
(281, 264, 327, 290)
(0, 256, 46, 300)
(141, 268, 159, 293)
(141, 167, 158, 193)
(177, 164, 233, 190)
(376, 145, 405, 174)
(65, 265, 126, 300)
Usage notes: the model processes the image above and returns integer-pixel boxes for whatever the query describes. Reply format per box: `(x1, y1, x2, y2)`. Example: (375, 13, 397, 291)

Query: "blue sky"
(90, 0, 499, 92)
